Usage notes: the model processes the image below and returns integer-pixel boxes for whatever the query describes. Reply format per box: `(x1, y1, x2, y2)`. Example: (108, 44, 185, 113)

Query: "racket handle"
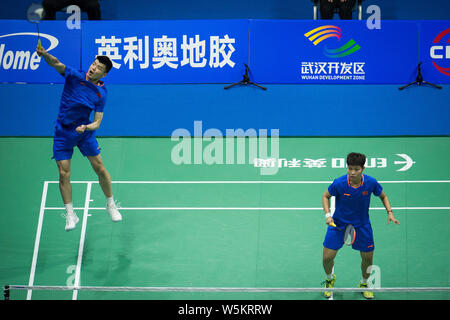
(37, 38, 42, 49)
(330, 222, 336, 227)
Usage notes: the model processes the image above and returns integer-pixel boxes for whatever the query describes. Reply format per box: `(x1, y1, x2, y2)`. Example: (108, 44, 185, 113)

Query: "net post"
(4, 285, 10, 300)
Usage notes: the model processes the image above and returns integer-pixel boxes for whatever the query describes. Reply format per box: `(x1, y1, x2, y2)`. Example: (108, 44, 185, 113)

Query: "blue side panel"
(1, 83, 449, 136)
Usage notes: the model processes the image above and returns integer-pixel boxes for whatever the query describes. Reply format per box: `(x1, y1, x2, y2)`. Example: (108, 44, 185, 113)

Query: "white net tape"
(6, 285, 450, 293)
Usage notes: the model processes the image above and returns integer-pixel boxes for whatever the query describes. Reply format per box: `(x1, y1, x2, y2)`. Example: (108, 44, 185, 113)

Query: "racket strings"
(343, 225, 356, 245)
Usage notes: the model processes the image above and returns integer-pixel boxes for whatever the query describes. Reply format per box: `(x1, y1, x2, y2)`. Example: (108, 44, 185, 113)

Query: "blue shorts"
(323, 220, 375, 252)
(53, 121, 101, 161)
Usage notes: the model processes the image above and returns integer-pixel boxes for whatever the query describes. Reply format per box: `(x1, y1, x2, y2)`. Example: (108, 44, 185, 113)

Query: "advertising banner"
(0, 20, 81, 83)
(81, 20, 249, 84)
(249, 20, 420, 84)
(419, 21, 450, 84)
(1, 20, 449, 84)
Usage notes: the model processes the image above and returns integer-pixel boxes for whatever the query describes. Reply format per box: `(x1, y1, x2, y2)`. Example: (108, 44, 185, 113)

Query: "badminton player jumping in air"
(36, 46, 122, 231)
(321, 152, 400, 299)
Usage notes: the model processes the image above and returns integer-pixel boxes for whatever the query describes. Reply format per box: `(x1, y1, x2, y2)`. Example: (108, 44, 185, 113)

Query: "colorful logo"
(430, 28, 450, 76)
(304, 25, 361, 58)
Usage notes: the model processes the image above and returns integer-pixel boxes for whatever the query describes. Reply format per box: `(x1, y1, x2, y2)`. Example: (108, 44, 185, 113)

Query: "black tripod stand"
(224, 64, 267, 90)
(399, 62, 442, 90)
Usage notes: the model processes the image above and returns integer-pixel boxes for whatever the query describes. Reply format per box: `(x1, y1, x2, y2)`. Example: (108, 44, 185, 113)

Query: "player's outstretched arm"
(379, 191, 400, 224)
(36, 45, 66, 75)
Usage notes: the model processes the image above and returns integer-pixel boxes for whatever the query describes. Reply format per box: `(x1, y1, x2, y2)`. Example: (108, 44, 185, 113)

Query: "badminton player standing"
(36, 46, 122, 231)
(321, 152, 399, 299)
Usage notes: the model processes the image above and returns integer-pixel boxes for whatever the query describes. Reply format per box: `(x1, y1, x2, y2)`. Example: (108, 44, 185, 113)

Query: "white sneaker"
(106, 203, 122, 222)
(64, 212, 79, 231)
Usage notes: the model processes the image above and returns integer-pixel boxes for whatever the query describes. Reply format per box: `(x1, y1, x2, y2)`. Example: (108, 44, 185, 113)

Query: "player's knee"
(93, 163, 103, 174)
(57, 161, 71, 180)
(361, 251, 374, 262)
(323, 249, 336, 262)
(58, 167, 71, 181)
(94, 164, 108, 178)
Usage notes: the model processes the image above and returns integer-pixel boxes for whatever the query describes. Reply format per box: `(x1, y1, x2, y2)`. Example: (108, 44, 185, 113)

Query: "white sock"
(106, 196, 115, 207)
(327, 273, 334, 280)
(361, 278, 368, 284)
(64, 202, 74, 214)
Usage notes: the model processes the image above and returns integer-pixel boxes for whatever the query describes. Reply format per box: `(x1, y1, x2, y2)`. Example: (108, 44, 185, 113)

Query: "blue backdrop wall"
(1, 2, 449, 137)
(1, 83, 449, 136)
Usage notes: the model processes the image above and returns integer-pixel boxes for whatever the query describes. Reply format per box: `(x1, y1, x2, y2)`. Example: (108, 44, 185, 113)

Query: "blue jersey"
(57, 66, 107, 126)
(328, 174, 383, 227)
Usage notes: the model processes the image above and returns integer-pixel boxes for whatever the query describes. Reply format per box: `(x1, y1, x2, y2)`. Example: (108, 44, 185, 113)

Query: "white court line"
(28, 179, 449, 299)
(27, 181, 48, 300)
(10, 284, 450, 293)
(72, 182, 92, 300)
(44, 180, 450, 184)
(42, 207, 450, 211)
(41, 180, 449, 211)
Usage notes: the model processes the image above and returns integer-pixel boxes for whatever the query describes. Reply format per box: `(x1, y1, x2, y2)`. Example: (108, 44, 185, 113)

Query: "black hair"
(346, 152, 366, 168)
(96, 55, 113, 73)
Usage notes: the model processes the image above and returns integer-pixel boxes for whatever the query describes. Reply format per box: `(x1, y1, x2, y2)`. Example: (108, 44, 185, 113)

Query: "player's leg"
(56, 159, 79, 231)
(359, 250, 374, 299)
(87, 154, 112, 197)
(87, 154, 122, 222)
(360, 250, 374, 281)
(53, 122, 79, 231)
(323, 224, 344, 274)
(323, 246, 338, 275)
(322, 246, 338, 298)
(77, 132, 112, 197)
(352, 222, 375, 281)
(353, 222, 375, 299)
(57, 159, 72, 204)
(322, 224, 344, 298)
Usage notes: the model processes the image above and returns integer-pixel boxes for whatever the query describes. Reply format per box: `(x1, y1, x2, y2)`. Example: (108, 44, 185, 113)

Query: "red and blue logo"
(430, 28, 450, 76)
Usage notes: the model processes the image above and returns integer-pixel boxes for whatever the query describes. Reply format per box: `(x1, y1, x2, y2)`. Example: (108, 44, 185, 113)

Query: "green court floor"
(0, 137, 449, 300)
